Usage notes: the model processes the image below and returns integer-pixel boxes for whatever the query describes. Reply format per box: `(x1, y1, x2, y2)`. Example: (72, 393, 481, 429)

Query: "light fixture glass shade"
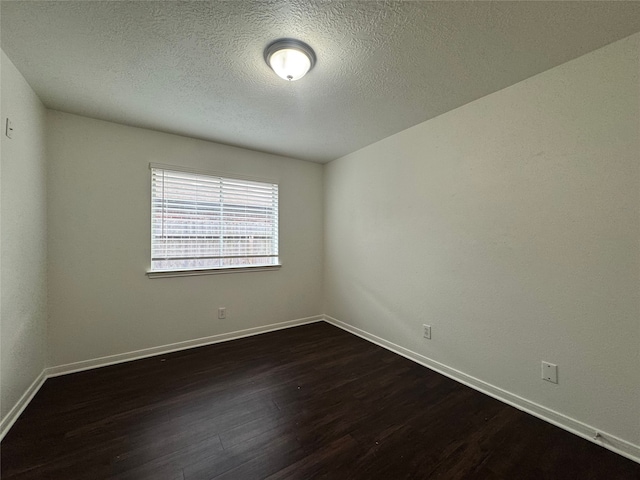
(269, 48, 311, 81)
(265, 39, 316, 81)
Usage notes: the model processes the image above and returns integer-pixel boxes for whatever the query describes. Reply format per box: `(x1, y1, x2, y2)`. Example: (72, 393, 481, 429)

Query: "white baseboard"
(323, 314, 640, 464)
(1, 315, 323, 440)
(0, 370, 47, 442)
(46, 315, 324, 377)
(4, 314, 638, 465)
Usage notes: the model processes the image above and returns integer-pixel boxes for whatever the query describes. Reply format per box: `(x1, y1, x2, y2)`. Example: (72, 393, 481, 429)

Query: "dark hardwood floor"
(2, 322, 639, 479)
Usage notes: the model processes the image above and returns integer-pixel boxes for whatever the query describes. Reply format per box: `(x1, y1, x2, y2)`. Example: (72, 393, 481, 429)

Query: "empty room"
(1, 1, 639, 479)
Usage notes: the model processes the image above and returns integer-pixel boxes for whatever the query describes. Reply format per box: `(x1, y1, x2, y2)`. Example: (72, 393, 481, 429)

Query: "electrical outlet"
(542, 361, 558, 384)
(423, 324, 431, 339)
(218, 307, 226, 320)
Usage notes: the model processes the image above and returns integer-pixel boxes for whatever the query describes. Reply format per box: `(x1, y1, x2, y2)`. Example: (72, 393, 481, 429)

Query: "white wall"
(324, 33, 640, 448)
(47, 111, 323, 367)
(0, 51, 48, 421)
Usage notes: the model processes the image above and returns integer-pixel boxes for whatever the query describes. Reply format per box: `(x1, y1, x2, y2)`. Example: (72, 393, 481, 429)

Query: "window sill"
(147, 264, 281, 278)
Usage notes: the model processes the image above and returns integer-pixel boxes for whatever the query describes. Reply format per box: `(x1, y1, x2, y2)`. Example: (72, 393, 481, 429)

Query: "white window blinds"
(151, 165, 279, 272)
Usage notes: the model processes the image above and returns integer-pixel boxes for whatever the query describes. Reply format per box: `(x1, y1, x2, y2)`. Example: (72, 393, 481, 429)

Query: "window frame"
(147, 163, 281, 278)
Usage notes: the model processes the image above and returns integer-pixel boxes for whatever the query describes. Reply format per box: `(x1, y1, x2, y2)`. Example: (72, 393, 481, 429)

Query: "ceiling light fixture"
(264, 39, 316, 81)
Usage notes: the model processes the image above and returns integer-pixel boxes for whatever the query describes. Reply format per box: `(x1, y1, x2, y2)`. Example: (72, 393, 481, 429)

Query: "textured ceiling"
(2, 1, 640, 163)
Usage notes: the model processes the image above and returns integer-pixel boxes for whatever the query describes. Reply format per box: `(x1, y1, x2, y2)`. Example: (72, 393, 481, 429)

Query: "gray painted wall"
(324, 34, 640, 447)
(1, 51, 48, 421)
(46, 111, 324, 367)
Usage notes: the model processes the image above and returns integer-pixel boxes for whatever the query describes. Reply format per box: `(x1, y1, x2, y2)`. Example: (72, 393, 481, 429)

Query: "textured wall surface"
(324, 34, 640, 447)
(2, 1, 640, 162)
(47, 111, 323, 367)
(0, 51, 48, 421)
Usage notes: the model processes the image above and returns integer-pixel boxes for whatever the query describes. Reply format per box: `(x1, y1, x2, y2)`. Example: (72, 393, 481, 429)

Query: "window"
(149, 164, 279, 276)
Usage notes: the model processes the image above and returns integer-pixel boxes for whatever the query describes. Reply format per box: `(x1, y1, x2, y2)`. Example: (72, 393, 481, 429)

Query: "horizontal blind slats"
(151, 167, 279, 271)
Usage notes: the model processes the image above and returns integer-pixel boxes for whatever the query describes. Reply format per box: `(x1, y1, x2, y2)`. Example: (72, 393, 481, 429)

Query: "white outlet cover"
(542, 361, 558, 384)
(423, 324, 431, 339)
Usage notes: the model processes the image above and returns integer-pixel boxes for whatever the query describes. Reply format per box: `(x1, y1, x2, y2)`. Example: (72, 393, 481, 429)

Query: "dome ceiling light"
(264, 39, 316, 81)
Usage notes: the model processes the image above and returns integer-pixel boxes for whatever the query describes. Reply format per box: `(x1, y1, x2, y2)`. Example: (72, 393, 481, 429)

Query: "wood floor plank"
(265, 434, 361, 480)
(185, 428, 303, 480)
(2, 322, 639, 479)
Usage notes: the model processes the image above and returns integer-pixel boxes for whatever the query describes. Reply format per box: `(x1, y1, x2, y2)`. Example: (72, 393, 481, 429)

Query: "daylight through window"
(150, 165, 279, 273)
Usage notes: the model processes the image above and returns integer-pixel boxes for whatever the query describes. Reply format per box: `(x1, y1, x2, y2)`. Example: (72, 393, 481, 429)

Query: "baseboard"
(1, 316, 322, 440)
(2, 315, 323, 440)
(323, 315, 640, 464)
(4, 314, 638, 465)
(46, 315, 324, 377)
(0, 370, 47, 442)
